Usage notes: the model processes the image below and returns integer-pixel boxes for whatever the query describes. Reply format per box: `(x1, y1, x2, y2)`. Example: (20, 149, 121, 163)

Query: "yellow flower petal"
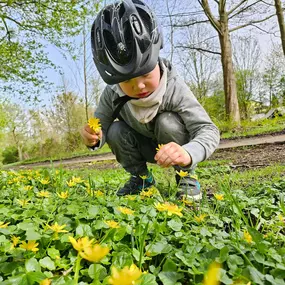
(108, 264, 142, 285)
(79, 244, 109, 263)
(203, 262, 221, 285)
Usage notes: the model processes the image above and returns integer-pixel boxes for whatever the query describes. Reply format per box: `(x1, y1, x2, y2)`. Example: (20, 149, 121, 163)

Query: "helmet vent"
(137, 8, 152, 35)
(133, 0, 145, 5)
(96, 28, 102, 48)
(131, 15, 142, 35)
(119, 3, 126, 18)
(103, 9, 111, 25)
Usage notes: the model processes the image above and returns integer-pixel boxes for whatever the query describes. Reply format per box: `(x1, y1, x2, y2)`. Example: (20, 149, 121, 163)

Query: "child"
(80, 0, 220, 200)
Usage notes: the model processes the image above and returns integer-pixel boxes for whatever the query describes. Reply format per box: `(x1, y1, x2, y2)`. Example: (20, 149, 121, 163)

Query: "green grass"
(219, 117, 285, 139)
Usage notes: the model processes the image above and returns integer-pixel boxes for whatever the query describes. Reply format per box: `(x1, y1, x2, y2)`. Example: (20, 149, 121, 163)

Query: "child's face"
(119, 64, 160, 98)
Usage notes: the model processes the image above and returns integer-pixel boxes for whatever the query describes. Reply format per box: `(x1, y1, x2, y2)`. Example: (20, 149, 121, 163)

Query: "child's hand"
(154, 142, 192, 168)
(80, 124, 102, 147)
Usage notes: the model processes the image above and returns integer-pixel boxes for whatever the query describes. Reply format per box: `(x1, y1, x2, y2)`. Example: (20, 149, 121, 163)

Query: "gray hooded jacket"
(94, 58, 220, 166)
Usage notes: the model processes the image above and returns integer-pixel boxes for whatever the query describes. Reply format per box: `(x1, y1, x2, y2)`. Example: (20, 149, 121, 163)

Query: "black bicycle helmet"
(91, 0, 163, 85)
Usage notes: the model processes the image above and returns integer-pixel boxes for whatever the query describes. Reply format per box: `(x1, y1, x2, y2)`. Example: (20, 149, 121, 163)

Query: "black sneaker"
(116, 173, 155, 196)
(175, 173, 202, 201)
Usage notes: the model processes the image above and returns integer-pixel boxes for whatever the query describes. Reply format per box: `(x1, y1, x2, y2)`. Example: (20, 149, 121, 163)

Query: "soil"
(3, 133, 285, 171)
(209, 142, 285, 169)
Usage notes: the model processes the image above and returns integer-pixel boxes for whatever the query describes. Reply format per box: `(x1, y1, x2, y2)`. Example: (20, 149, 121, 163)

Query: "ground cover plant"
(0, 164, 285, 285)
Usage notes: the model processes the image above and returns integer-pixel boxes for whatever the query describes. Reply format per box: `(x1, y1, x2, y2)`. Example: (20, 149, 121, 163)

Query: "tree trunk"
(218, 22, 240, 124)
(83, 23, 89, 121)
(274, 0, 285, 57)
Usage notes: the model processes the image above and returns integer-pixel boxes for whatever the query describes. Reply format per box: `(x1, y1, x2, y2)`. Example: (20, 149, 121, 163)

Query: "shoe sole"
(181, 192, 203, 201)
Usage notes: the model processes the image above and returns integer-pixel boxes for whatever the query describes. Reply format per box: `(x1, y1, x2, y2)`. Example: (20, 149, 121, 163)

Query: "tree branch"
(176, 45, 221, 55)
(229, 13, 276, 32)
(1, 17, 11, 41)
(228, 0, 252, 15)
(198, 0, 222, 34)
(229, 0, 263, 19)
(173, 19, 209, 28)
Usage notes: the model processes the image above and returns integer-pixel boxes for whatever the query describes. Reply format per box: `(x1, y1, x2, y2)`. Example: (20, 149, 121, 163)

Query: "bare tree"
(233, 35, 261, 118)
(274, 0, 285, 56)
(172, 0, 275, 124)
(177, 24, 219, 102)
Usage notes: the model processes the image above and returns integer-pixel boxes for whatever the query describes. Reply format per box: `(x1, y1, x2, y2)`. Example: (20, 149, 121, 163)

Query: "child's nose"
(136, 80, 145, 90)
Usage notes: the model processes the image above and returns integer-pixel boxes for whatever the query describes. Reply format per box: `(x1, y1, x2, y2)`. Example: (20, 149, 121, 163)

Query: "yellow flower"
(278, 214, 284, 222)
(23, 185, 33, 191)
(20, 240, 39, 252)
(57, 191, 69, 199)
(140, 188, 155, 198)
(40, 179, 50, 185)
(243, 231, 252, 244)
(88, 117, 102, 133)
(69, 236, 94, 252)
(117, 207, 134, 215)
(175, 170, 189, 177)
(214, 194, 224, 201)
(181, 197, 194, 206)
(79, 243, 110, 263)
(125, 195, 136, 201)
(71, 176, 84, 184)
(10, 235, 20, 249)
(0, 221, 10, 228)
(156, 144, 164, 152)
(94, 190, 104, 197)
(37, 191, 50, 198)
(203, 262, 221, 285)
(40, 279, 51, 285)
(47, 222, 68, 233)
(18, 199, 30, 207)
(139, 175, 148, 180)
(155, 202, 183, 217)
(105, 220, 120, 228)
(108, 264, 142, 285)
(67, 180, 76, 187)
(194, 214, 207, 223)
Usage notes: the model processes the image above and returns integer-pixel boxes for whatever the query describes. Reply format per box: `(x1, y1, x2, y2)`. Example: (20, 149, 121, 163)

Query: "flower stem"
(74, 253, 82, 285)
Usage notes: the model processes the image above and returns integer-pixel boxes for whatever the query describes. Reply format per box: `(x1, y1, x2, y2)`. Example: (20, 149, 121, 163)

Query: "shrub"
(2, 146, 18, 164)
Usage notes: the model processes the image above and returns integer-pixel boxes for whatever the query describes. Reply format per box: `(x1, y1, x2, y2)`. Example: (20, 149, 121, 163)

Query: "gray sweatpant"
(106, 112, 194, 176)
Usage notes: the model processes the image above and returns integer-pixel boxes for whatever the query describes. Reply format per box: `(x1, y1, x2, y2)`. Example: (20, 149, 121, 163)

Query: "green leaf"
(25, 258, 41, 272)
(146, 241, 172, 256)
(219, 269, 233, 285)
(132, 248, 140, 262)
(167, 219, 182, 232)
(76, 224, 92, 236)
(48, 248, 60, 259)
(0, 262, 21, 274)
(158, 271, 184, 285)
(88, 205, 100, 218)
(25, 271, 47, 284)
(39, 257, 55, 270)
(247, 266, 264, 285)
(219, 246, 229, 263)
(112, 251, 133, 268)
(140, 273, 158, 285)
(88, 264, 107, 280)
(26, 229, 41, 240)
(114, 227, 126, 241)
(162, 259, 177, 272)
(200, 227, 212, 237)
(265, 274, 285, 285)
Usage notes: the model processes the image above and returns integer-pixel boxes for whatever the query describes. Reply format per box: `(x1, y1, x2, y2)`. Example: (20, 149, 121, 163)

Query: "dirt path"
(3, 133, 285, 170)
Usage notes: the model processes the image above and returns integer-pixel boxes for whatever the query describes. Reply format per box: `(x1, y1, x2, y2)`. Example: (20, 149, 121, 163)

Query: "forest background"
(0, 0, 285, 165)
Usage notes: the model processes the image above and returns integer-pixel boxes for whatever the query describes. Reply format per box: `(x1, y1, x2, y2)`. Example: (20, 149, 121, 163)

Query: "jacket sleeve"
(94, 86, 116, 148)
(165, 77, 220, 166)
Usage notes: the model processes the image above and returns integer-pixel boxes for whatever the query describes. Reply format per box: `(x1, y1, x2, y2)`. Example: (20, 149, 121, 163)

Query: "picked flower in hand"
(88, 117, 101, 133)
